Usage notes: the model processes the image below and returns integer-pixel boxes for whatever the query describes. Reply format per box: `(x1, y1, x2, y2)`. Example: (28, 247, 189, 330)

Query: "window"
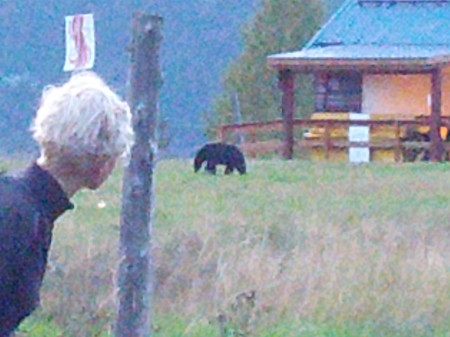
(314, 71, 362, 112)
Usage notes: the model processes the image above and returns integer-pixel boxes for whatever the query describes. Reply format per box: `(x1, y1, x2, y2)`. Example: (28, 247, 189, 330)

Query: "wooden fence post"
(430, 67, 444, 162)
(394, 120, 401, 162)
(115, 12, 163, 337)
(324, 120, 331, 160)
(231, 91, 245, 144)
(278, 69, 295, 159)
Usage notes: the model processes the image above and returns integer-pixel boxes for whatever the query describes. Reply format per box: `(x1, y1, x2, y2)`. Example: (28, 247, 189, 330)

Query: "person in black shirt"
(0, 71, 133, 336)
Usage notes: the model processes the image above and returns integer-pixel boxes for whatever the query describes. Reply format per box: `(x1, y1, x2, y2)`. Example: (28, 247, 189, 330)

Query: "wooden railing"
(217, 120, 285, 157)
(217, 117, 450, 161)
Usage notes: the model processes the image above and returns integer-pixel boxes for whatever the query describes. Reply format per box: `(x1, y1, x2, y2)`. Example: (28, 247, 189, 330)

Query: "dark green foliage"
(208, 0, 324, 137)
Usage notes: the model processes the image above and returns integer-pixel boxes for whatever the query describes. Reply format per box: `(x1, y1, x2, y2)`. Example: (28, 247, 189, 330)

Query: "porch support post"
(278, 69, 295, 160)
(429, 67, 444, 162)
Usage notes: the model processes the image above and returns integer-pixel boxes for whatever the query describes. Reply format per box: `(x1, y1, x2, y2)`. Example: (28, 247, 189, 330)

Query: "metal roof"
(270, 45, 450, 61)
(268, 0, 450, 70)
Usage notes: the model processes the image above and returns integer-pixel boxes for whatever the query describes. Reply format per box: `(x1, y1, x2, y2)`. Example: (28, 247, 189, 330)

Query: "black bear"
(194, 142, 246, 175)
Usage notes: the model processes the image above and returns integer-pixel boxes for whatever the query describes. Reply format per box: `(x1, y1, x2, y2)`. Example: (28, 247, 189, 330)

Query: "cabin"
(264, 0, 450, 162)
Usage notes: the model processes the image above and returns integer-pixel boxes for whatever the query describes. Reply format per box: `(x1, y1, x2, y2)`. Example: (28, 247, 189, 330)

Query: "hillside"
(0, 0, 343, 157)
(145, 0, 259, 157)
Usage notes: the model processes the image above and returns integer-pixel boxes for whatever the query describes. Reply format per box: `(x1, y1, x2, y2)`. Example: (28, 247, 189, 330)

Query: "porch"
(256, 0, 450, 162)
(217, 114, 450, 162)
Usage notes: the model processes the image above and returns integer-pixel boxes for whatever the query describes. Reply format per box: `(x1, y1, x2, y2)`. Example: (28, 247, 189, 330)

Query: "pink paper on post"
(63, 14, 95, 71)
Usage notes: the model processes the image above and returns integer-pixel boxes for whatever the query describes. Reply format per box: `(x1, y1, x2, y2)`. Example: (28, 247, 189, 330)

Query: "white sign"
(63, 14, 95, 71)
(349, 147, 370, 163)
(348, 113, 370, 163)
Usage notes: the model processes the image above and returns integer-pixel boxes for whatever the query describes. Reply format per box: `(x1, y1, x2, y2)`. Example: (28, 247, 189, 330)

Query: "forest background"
(0, 0, 343, 157)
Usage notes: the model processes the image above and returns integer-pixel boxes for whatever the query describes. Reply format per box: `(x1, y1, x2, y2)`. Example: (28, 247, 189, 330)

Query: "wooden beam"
(278, 70, 295, 159)
(429, 67, 444, 162)
(267, 57, 450, 74)
(360, 0, 450, 3)
(116, 12, 163, 337)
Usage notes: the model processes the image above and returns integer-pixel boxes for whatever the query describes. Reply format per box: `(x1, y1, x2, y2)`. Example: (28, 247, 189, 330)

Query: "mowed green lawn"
(6, 159, 449, 337)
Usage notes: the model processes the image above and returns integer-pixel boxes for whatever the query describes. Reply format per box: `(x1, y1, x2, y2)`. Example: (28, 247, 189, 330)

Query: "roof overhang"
(267, 45, 450, 73)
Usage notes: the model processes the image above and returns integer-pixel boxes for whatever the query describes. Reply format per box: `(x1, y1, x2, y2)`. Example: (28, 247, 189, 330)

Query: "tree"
(208, 0, 323, 135)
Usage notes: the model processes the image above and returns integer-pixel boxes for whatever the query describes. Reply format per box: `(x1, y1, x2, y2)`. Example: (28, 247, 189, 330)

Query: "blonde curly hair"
(31, 71, 134, 163)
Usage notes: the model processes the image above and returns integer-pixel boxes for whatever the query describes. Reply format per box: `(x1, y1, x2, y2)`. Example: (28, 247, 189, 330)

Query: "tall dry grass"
(11, 159, 450, 336)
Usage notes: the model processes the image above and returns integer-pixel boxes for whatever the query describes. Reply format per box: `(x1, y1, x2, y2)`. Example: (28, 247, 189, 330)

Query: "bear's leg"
(206, 161, 217, 175)
(225, 165, 234, 175)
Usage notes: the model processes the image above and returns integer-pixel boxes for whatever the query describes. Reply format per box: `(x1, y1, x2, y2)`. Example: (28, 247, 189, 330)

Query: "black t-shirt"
(0, 163, 73, 336)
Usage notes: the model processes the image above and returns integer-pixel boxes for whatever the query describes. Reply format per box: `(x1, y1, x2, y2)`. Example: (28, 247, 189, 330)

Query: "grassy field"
(6, 159, 449, 337)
